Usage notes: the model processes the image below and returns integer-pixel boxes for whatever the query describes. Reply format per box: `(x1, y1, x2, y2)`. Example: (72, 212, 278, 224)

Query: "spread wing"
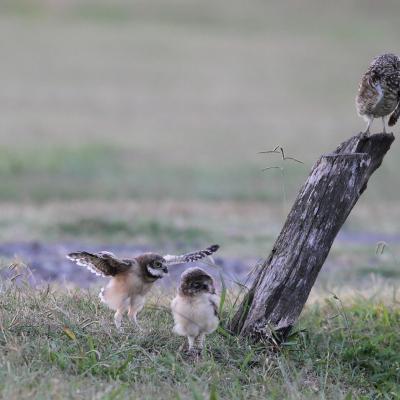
(66, 251, 132, 277)
(163, 244, 220, 266)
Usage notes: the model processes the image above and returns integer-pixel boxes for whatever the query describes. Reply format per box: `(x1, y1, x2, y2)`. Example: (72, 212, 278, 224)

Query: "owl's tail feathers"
(388, 103, 400, 127)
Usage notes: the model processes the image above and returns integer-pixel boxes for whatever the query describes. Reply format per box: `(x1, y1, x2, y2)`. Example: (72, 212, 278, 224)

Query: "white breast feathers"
(171, 293, 219, 338)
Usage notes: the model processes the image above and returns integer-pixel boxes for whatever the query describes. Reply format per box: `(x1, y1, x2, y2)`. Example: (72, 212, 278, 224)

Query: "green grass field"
(0, 274, 399, 400)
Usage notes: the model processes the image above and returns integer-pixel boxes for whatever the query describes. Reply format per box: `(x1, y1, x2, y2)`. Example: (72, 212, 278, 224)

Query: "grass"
(0, 143, 306, 202)
(55, 218, 211, 244)
(0, 272, 399, 399)
(0, 200, 281, 254)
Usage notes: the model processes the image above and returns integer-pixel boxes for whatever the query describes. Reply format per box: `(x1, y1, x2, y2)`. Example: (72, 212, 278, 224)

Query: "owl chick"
(356, 53, 400, 134)
(67, 245, 219, 330)
(171, 267, 219, 356)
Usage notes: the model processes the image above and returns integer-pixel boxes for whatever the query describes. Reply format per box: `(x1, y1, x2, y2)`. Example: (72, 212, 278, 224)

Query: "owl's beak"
(162, 265, 168, 274)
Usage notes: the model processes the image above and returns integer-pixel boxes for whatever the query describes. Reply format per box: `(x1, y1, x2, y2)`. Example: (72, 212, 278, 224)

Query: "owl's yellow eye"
(154, 261, 163, 268)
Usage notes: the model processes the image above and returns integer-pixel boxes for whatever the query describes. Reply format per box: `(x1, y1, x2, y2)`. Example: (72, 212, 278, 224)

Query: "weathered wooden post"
(231, 132, 394, 341)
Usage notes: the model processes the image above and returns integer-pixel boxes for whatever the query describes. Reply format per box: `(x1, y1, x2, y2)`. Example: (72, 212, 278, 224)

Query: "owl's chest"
(174, 295, 218, 328)
(115, 271, 153, 296)
(130, 277, 153, 296)
(357, 74, 399, 117)
(373, 81, 398, 116)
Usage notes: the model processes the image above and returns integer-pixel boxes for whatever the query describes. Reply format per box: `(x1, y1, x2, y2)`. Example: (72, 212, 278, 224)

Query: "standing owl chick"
(66, 245, 219, 330)
(356, 53, 400, 134)
(171, 267, 219, 356)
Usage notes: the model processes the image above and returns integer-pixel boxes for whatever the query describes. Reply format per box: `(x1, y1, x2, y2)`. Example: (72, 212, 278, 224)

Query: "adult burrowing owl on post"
(356, 53, 400, 134)
(67, 245, 219, 330)
(171, 267, 219, 356)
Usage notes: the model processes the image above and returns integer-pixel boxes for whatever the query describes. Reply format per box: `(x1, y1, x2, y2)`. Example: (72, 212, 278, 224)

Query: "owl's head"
(179, 267, 216, 296)
(137, 253, 168, 280)
(372, 53, 400, 71)
(386, 53, 400, 70)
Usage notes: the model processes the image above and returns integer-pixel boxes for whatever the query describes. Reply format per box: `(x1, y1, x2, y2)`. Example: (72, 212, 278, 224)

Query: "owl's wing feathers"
(209, 297, 219, 318)
(388, 73, 400, 127)
(66, 251, 132, 277)
(164, 244, 219, 266)
(389, 102, 400, 126)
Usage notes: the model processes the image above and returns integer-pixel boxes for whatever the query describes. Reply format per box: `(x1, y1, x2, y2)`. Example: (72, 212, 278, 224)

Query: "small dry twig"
(259, 145, 304, 167)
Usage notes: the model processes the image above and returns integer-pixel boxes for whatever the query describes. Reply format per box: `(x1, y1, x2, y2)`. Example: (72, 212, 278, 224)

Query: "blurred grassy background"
(1, 0, 400, 202)
(1, 0, 400, 287)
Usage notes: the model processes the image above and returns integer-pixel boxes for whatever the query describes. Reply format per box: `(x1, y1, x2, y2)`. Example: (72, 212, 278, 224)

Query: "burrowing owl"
(67, 245, 219, 330)
(356, 53, 400, 134)
(171, 267, 219, 356)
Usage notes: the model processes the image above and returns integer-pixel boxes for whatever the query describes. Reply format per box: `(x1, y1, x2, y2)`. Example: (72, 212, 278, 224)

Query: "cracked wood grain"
(231, 132, 395, 342)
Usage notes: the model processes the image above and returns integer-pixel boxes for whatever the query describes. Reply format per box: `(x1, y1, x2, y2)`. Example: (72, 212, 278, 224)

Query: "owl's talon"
(185, 348, 202, 361)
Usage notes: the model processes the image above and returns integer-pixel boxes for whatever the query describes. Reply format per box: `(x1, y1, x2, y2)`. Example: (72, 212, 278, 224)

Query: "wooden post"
(231, 132, 395, 341)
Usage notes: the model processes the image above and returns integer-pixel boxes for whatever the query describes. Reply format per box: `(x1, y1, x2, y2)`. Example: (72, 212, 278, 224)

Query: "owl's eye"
(154, 260, 163, 268)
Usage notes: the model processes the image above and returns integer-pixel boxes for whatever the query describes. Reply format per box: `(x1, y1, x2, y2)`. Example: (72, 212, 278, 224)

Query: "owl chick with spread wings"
(171, 267, 219, 356)
(67, 245, 219, 330)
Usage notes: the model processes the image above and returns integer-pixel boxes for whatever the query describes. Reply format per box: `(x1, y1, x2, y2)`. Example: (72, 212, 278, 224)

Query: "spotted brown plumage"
(356, 53, 400, 134)
(66, 245, 220, 330)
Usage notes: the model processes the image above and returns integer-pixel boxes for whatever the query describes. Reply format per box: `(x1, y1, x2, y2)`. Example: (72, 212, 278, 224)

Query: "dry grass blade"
(259, 145, 304, 164)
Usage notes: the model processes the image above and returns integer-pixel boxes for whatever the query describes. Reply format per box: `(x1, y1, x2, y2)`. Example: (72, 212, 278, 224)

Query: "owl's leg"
(185, 336, 203, 360)
(382, 116, 387, 133)
(364, 116, 373, 135)
(114, 308, 125, 331)
(128, 296, 145, 330)
(127, 308, 141, 330)
(187, 336, 195, 351)
(194, 333, 206, 354)
(127, 309, 138, 325)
